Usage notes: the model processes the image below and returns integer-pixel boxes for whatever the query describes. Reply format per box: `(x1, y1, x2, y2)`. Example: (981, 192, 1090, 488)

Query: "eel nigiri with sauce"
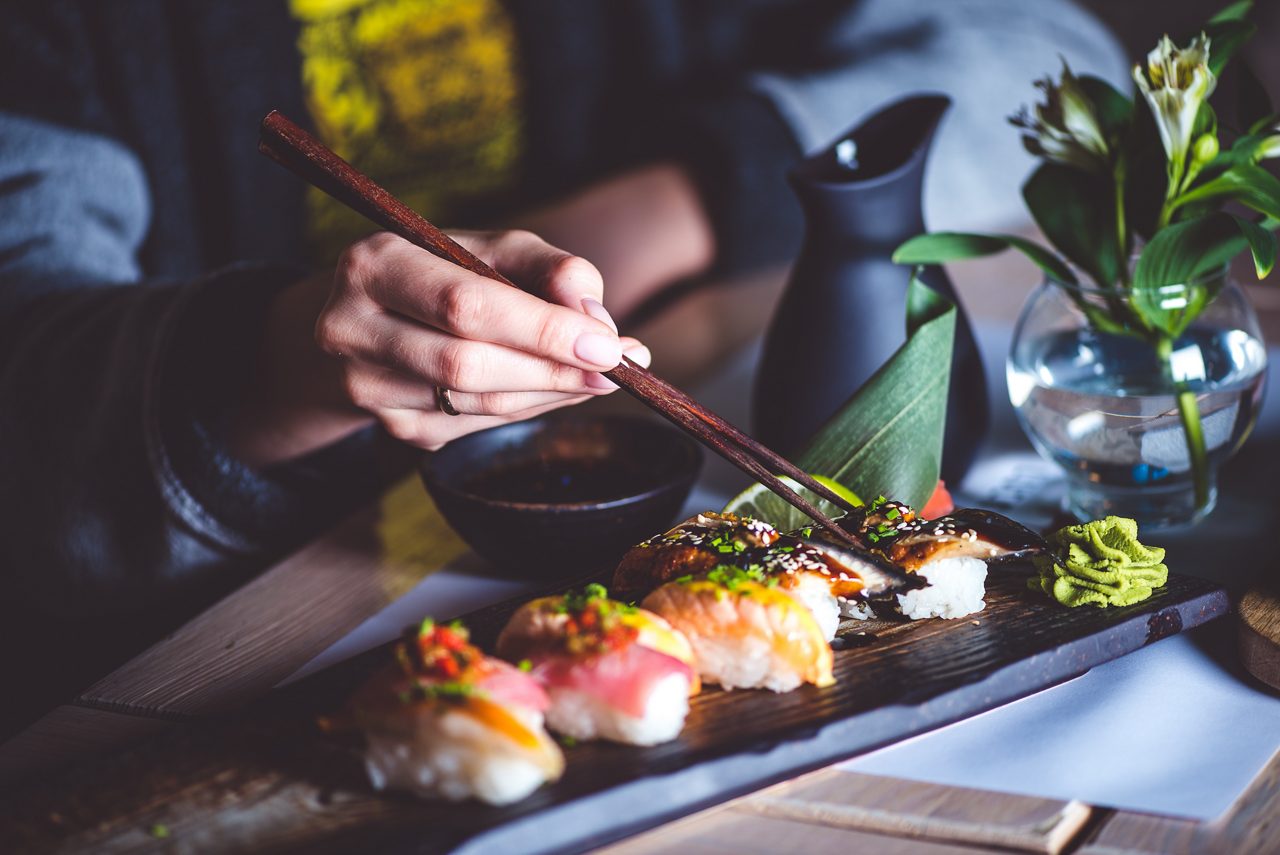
(836, 499, 1050, 619)
(330, 618, 564, 806)
(614, 511, 918, 637)
(495, 584, 698, 746)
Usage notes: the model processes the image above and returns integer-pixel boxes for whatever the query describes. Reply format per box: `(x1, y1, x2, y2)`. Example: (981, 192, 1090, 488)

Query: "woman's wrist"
(224, 271, 374, 468)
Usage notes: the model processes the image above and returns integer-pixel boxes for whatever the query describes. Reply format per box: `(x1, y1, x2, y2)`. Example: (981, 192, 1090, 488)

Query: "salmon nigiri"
(642, 567, 834, 692)
(334, 618, 564, 806)
(496, 584, 698, 746)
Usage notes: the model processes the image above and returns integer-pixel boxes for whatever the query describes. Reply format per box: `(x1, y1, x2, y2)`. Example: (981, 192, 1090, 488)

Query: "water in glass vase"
(1007, 326, 1267, 527)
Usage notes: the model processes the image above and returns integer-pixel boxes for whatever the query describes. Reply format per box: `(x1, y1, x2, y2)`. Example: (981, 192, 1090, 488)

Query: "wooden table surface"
(2, 253, 1278, 853)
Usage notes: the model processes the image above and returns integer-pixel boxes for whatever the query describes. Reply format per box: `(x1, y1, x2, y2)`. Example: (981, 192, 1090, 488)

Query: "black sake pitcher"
(753, 94, 987, 483)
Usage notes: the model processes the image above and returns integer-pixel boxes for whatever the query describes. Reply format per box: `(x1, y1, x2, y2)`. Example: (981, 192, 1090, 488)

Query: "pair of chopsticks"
(258, 111, 864, 547)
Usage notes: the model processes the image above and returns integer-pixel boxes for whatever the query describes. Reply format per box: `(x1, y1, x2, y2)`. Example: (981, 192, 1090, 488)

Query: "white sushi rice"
(363, 704, 556, 806)
(688, 632, 805, 693)
(783, 574, 841, 640)
(895, 557, 988, 619)
(545, 672, 690, 746)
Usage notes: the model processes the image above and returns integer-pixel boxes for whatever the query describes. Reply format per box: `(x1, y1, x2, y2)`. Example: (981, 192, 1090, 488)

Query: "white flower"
(1133, 33, 1217, 169)
(1010, 60, 1109, 171)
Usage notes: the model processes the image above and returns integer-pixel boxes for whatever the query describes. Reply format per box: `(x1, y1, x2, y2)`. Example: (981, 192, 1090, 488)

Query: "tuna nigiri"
(334, 618, 564, 806)
(642, 567, 834, 692)
(496, 584, 698, 746)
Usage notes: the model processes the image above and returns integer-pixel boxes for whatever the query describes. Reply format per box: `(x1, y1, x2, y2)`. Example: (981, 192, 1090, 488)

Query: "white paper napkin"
(841, 627, 1280, 820)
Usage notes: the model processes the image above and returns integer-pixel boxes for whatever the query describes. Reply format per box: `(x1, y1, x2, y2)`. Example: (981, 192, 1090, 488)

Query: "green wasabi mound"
(1029, 516, 1168, 608)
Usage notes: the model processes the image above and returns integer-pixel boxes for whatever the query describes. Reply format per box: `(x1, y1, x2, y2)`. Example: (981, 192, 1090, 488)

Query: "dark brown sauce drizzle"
(942, 509, 1050, 552)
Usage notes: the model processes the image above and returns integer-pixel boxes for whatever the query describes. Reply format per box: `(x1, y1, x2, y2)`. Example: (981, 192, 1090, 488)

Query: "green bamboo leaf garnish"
(793, 276, 955, 512)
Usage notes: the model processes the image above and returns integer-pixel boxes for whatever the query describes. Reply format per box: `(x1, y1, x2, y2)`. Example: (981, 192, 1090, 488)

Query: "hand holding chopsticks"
(258, 111, 867, 547)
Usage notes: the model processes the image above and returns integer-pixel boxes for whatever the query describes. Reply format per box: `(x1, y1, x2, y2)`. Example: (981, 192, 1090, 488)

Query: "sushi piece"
(495, 584, 698, 746)
(836, 499, 1049, 619)
(884, 508, 1049, 569)
(335, 618, 564, 806)
(642, 567, 834, 692)
(880, 509, 1047, 619)
(613, 512, 779, 600)
(765, 561, 842, 641)
(894, 557, 988, 619)
(836, 499, 1047, 570)
(777, 527, 921, 600)
(614, 512, 914, 635)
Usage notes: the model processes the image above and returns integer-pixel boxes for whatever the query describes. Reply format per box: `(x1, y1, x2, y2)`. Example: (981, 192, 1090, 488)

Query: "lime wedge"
(722, 474, 861, 531)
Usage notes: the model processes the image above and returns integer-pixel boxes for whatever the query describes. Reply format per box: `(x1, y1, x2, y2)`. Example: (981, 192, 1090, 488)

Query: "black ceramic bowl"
(419, 415, 702, 578)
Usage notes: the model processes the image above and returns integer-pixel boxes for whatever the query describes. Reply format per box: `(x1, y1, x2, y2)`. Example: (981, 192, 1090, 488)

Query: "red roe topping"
(550, 585, 639, 657)
(394, 618, 484, 702)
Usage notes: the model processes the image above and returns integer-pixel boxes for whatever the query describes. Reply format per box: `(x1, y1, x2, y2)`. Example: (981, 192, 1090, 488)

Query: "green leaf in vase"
(1124, 106, 1170, 240)
(1231, 214, 1277, 278)
(1023, 163, 1124, 287)
(1202, 19, 1256, 77)
(1173, 161, 1280, 220)
(793, 275, 955, 511)
(1131, 212, 1250, 337)
(1077, 75, 1133, 142)
(1233, 132, 1275, 160)
(893, 231, 1077, 284)
(893, 229, 1132, 334)
(1209, 0, 1253, 25)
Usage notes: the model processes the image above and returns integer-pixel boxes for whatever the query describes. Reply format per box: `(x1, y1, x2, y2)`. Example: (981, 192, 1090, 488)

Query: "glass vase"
(1006, 273, 1267, 528)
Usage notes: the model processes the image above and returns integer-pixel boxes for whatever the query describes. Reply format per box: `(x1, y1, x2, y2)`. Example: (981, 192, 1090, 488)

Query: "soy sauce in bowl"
(462, 458, 654, 505)
(419, 415, 702, 577)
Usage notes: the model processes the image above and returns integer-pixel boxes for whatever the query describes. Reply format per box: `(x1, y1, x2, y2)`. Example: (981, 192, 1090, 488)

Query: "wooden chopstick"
(258, 110, 865, 544)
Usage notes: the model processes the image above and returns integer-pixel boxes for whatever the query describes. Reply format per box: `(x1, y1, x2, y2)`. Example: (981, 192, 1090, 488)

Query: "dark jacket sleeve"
(0, 8, 388, 627)
(0, 111, 389, 625)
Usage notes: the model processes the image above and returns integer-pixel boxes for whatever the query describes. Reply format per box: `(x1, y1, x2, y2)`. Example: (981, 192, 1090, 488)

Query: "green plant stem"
(1114, 155, 1129, 286)
(1176, 389, 1209, 508)
(1156, 336, 1210, 510)
(1158, 156, 1185, 230)
(1103, 156, 1138, 327)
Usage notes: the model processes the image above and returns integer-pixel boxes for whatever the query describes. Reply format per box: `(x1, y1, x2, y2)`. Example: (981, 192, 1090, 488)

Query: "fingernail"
(581, 298, 617, 333)
(624, 343, 652, 368)
(573, 332, 622, 368)
(586, 372, 617, 390)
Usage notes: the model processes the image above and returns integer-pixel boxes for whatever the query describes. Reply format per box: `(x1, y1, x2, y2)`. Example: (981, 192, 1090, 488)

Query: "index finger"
(453, 230, 608, 321)
(366, 245, 623, 371)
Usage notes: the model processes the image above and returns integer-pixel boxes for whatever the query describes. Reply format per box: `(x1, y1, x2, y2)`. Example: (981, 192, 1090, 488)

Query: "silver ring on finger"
(436, 386, 461, 416)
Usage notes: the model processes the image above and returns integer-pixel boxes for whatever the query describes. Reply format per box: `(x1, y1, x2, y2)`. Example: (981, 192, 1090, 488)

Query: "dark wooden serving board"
(2, 571, 1227, 855)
